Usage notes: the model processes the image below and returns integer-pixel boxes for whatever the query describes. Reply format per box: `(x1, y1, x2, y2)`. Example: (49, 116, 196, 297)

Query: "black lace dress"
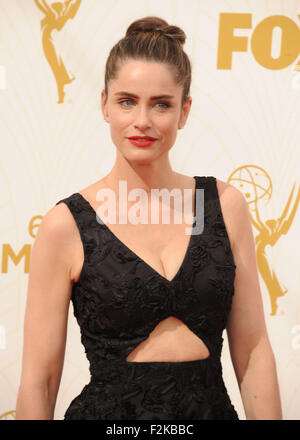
(55, 176, 239, 420)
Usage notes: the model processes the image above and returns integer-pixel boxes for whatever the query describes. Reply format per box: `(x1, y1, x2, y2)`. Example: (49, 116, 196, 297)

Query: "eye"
(156, 102, 170, 109)
(119, 99, 134, 107)
(118, 99, 170, 109)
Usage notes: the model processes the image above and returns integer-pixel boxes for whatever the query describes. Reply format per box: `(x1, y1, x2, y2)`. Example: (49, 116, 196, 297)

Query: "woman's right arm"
(15, 203, 77, 420)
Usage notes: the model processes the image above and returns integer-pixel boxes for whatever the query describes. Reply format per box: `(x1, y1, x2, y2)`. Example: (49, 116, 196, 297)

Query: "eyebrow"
(114, 91, 175, 100)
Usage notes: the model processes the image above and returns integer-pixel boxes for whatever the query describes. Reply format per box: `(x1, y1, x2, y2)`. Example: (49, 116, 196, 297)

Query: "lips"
(128, 136, 157, 141)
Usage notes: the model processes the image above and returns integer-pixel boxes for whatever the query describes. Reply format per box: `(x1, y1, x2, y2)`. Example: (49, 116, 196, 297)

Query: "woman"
(16, 16, 282, 420)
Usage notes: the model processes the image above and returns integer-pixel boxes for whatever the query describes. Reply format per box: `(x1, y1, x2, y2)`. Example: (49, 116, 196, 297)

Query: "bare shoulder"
(41, 202, 78, 241)
(215, 177, 249, 253)
(36, 202, 81, 281)
(215, 177, 246, 208)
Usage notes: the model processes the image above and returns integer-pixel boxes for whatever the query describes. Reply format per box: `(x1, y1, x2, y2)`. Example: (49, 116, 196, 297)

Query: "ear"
(101, 89, 109, 123)
(178, 97, 192, 129)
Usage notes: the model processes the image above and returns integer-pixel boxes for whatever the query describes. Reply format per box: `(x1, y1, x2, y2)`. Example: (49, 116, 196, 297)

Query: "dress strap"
(55, 192, 97, 233)
(55, 193, 99, 284)
(206, 176, 237, 268)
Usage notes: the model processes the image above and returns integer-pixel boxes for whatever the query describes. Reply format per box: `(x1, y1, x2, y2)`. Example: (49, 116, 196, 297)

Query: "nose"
(133, 104, 152, 130)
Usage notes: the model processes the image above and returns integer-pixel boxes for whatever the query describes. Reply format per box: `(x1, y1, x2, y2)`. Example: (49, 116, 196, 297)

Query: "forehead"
(110, 60, 180, 96)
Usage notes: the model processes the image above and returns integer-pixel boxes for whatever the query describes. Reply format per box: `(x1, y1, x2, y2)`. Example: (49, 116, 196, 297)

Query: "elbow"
(233, 336, 277, 387)
(16, 383, 52, 420)
(15, 374, 59, 420)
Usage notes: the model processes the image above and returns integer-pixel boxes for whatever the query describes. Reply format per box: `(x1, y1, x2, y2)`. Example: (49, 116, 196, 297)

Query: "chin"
(124, 149, 156, 161)
(128, 157, 154, 165)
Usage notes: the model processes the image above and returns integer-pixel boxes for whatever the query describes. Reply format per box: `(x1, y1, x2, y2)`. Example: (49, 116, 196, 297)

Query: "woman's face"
(101, 60, 192, 164)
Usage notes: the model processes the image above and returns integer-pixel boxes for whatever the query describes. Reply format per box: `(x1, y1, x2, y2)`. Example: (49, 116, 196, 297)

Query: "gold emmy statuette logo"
(0, 410, 16, 419)
(228, 166, 300, 316)
(35, 0, 82, 103)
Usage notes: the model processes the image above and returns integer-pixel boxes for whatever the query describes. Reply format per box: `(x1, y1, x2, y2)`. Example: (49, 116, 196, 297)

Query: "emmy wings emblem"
(228, 166, 300, 316)
(0, 410, 16, 419)
(35, 0, 82, 103)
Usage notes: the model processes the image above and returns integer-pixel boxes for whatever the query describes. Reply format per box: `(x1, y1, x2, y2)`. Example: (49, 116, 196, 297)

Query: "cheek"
(159, 116, 179, 135)
(110, 114, 129, 133)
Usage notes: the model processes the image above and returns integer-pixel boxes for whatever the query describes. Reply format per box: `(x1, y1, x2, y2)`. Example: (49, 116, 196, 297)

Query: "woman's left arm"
(219, 181, 283, 420)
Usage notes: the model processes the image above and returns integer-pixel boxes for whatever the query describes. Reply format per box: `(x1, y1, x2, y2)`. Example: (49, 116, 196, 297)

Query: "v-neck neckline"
(75, 176, 199, 285)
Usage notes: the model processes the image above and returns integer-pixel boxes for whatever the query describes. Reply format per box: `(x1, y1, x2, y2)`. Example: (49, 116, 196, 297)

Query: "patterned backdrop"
(0, 0, 299, 420)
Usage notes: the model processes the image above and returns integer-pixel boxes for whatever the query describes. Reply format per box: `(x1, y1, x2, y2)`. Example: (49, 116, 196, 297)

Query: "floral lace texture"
(55, 176, 239, 420)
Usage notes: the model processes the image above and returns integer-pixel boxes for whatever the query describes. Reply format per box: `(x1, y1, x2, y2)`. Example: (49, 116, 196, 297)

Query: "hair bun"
(126, 16, 186, 45)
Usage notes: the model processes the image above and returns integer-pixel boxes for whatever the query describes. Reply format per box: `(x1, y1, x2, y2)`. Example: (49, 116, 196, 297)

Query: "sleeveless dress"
(55, 176, 239, 420)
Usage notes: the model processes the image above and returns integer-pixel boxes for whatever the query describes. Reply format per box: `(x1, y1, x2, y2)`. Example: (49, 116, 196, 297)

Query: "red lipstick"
(127, 136, 157, 148)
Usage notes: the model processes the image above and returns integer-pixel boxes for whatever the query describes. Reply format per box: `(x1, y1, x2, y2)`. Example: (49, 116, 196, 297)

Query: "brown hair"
(104, 16, 192, 107)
